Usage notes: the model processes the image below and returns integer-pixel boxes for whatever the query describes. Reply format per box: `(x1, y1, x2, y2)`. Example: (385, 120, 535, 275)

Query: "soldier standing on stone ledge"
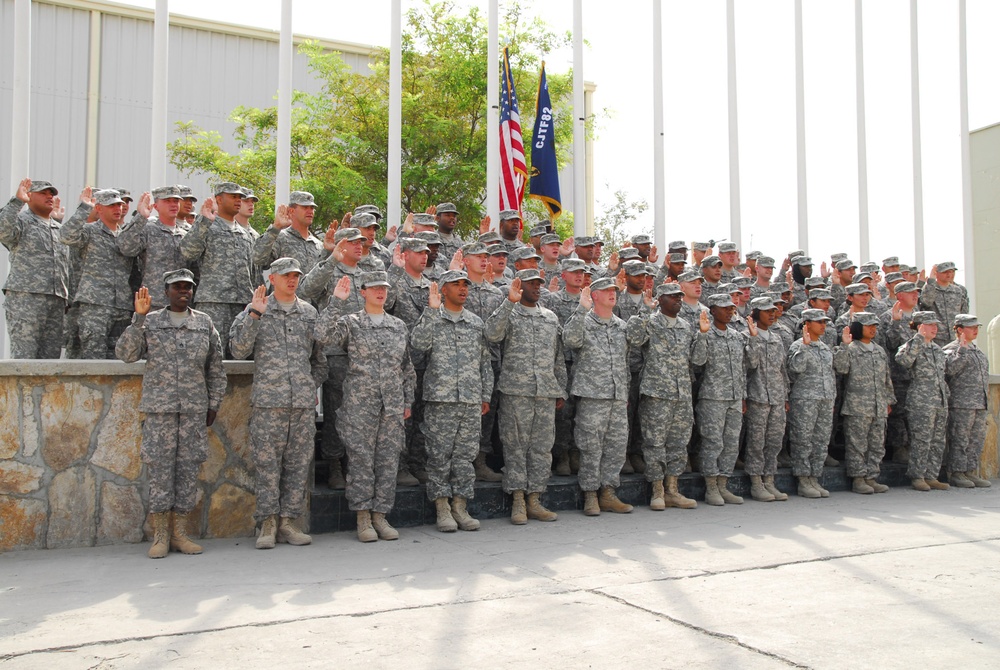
(116, 268, 227, 559)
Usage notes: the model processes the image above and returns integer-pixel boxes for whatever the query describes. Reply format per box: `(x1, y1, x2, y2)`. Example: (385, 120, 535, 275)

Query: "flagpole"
(652, 0, 665, 251)
(958, 0, 975, 309)
(572, 0, 586, 237)
(855, 0, 870, 263)
(910, 0, 924, 271)
(275, 0, 292, 209)
(487, 0, 499, 228)
(726, 0, 742, 251)
(795, 0, 808, 252)
(388, 0, 402, 230)
(150, 0, 169, 188)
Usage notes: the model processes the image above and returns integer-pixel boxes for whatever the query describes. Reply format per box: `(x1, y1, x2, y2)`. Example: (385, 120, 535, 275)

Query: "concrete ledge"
(0, 360, 255, 377)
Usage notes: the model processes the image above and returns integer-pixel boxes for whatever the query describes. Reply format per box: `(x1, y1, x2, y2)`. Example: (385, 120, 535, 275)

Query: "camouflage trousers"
(788, 398, 834, 477)
(498, 393, 555, 494)
(908, 405, 948, 480)
(403, 367, 427, 474)
(141, 412, 207, 514)
(947, 408, 988, 473)
(639, 396, 693, 480)
(249, 406, 315, 522)
(64, 302, 81, 359)
(195, 301, 245, 358)
(320, 355, 348, 460)
(480, 361, 502, 455)
(743, 400, 786, 476)
(696, 398, 743, 477)
(626, 371, 643, 455)
(886, 381, 910, 454)
(552, 361, 576, 458)
(78, 303, 132, 359)
(339, 403, 404, 513)
(843, 414, 887, 478)
(3, 291, 65, 359)
(574, 397, 628, 491)
(422, 401, 480, 501)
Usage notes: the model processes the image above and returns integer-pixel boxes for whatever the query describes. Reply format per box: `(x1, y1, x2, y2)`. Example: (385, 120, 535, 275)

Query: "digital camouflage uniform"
(541, 288, 582, 463)
(484, 298, 568, 494)
(614, 287, 650, 458)
(410, 304, 493, 501)
(116, 214, 191, 309)
(833, 340, 895, 479)
(116, 307, 227, 513)
(919, 278, 969, 346)
(895, 334, 949, 480)
(744, 327, 789, 476)
(0, 197, 75, 358)
(943, 338, 990, 473)
(679, 300, 708, 330)
(230, 295, 327, 523)
(786, 338, 837, 477)
(251, 226, 327, 276)
(466, 277, 505, 455)
(877, 308, 915, 455)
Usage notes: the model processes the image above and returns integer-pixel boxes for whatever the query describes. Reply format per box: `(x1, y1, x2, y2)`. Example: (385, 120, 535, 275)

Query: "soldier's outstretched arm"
(0, 183, 30, 247)
(58, 198, 96, 248)
(179, 213, 213, 261)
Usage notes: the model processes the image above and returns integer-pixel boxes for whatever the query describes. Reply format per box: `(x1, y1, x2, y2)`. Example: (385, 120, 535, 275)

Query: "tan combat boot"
(277, 517, 312, 545)
(511, 490, 528, 525)
(966, 472, 992, 488)
(435, 497, 458, 532)
(356, 510, 378, 542)
(911, 478, 931, 492)
(892, 446, 910, 464)
(865, 477, 889, 493)
(718, 477, 744, 504)
(925, 478, 950, 491)
(327, 458, 346, 490)
(650, 480, 666, 511)
(527, 492, 559, 521)
(371, 512, 399, 540)
(763, 475, 788, 501)
(397, 464, 419, 486)
(598, 487, 633, 514)
(256, 515, 278, 549)
(750, 475, 775, 502)
(797, 476, 821, 498)
(583, 490, 600, 516)
(474, 451, 503, 482)
(664, 475, 697, 508)
(170, 512, 203, 554)
(451, 496, 480, 531)
(148, 512, 170, 559)
(704, 475, 725, 506)
(852, 477, 875, 494)
(949, 472, 975, 488)
(553, 452, 571, 476)
(810, 476, 830, 498)
(629, 453, 647, 474)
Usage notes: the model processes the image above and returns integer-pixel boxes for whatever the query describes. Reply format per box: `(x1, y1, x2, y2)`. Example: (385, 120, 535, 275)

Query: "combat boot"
(749, 475, 775, 502)
(664, 475, 697, 508)
(865, 477, 889, 493)
(148, 512, 170, 559)
(553, 452, 571, 476)
(852, 477, 875, 494)
(598, 487, 633, 513)
(527, 492, 558, 521)
(397, 464, 419, 486)
(949, 472, 975, 488)
(704, 475, 725, 506)
(892, 446, 910, 464)
(356, 510, 378, 542)
(435, 497, 458, 532)
(620, 458, 635, 475)
(629, 453, 647, 474)
(169, 512, 203, 554)
(763, 475, 788, 501)
(277, 517, 312, 545)
(474, 451, 503, 482)
(911, 478, 931, 492)
(256, 515, 278, 549)
(966, 472, 992, 488)
(824, 454, 840, 467)
(649, 480, 666, 511)
(327, 458, 346, 490)
(451, 496, 480, 531)
(511, 490, 528, 525)
(371, 512, 399, 540)
(925, 478, 950, 491)
(776, 448, 792, 468)
(797, 476, 821, 498)
(718, 476, 744, 504)
(810, 476, 830, 498)
(583, 490, 600, 516)
(569, 448, 581, 474)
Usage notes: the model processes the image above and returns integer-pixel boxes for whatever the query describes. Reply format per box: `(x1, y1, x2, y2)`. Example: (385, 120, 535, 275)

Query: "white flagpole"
(487, 0, 499, 228)
(910, 0, 924, 271)
(855, 0, 870, 263)
(958, 0, 975, 309)
(652, 0, 665, 251)
(726, 0, 741, 250)
(150, 0, 169, 188)
(388, 0, 402, 229)
(275, 0, 293, 209)
(795, 0, 808, 252)
(573, 0, 586, 237)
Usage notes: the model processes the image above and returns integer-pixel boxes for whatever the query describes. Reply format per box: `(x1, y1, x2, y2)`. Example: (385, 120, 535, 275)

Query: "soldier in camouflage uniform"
(230, 258, 326, 549)
(415, 230, 444, 282)
(626, 283, 709, 510)
(895, 311, 951, 491)
(59, 189, 134, 359)
(790, 256, 815, 306)
(573, 236, 607, 280)
(833, 312, 894, 495)
(180, 182, 255, 357)
(236, 188, 265, 289)
(539, 233, 563, 279)
(877, 281, 920, 464)
(943, 314, 992, 488)
(318, 270, 415, 542)
(496, 209, 526, 255)
(717, 241, 740, 281)
(252, 190, 328, 276)
(749, 256, 777, 298)
(433, 202, 464, 270)
(615, 260, 652, 474)
(488, 244, 511, 290)
(677, 270, 709, 330)
(0, 179, 74, 358)
(484, 269, 568, 525)
(356, 213, 390, 272)
(786, 309, 836, 498)
(410, 270, 493, 532)
(117, 269, 227, 558)
(562, 278, 634, 516)
(919, 262, 969, 346)
(698, 255, 725, 306)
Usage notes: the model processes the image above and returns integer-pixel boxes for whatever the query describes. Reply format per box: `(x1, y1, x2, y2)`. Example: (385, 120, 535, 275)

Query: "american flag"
(499, 46, 527, 213)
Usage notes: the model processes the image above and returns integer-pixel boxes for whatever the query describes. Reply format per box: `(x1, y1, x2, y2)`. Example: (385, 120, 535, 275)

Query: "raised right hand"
(274, 204, 293, 229)
(428, 282, 441, 309)
(333, 275, 352, 301)
(841, 325, 852, 344)
(250, 285, 268, 315)
(579, 287, 593, 310)
(402, 212, 415, 235)
(15, 177, 31, 203)
(134, 287, 151, 315)
(479, 215, 491, 235)
(891, 301, 903, 321)
(322, 225, 338, 252)
(449, 249, 464, 271)
(802, 323, 812, 344)
(507, 277, 523, 303)
(201, 197, 217, 221)
(137, 192, 153, 218)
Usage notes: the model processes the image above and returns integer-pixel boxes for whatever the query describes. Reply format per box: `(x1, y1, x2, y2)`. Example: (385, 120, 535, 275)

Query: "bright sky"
(135, 0, 1000, 282)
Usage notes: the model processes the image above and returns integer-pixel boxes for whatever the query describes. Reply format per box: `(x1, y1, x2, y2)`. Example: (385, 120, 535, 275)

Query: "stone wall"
(0, 361, 257, 552)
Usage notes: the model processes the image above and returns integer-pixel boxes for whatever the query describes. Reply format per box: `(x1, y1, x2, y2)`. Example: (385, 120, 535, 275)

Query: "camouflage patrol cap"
(529, 224, 549, 237)
(771, 281, 791, 293)
(745, 250, 762, 261)
(859, 262, 878, 274)
(353, 212, 379, 228)
(882, 256, 900, 267)
(831, 252, 849, 263)
(788, 249, 806, 259)
(631, 234, 652, 245)
(177, 185, 197, 201)
(163, 268, 196, 286)
(413, 213, 438, 228)
(510, 247, 541, 263)
(757, 256, 776, 268)
(561, 258, 586, 273)
(894, 281, 918, 294)
(845, 282, 873, 295)
(515, 268, 543, 282)
(706, 293, 735, 308)
(750, 296, 778, 311)
(836, 259, 856, 271)
(954, 314, 980, 327)
(692, 241, 711, 252)
(936, 261, 957, 272)
(618, 247, 640, 261)
(720, 283, 740, 295)
(700, 255, 723, 268)
(354, 204, 383, 220)
(668, 253, 686, 264)
(415, 231, 442, 246)
(807, 289, 833, 301)
(589, 277, 619, 292)
(240, 188, 259, 202)
(93, 189, 124, 206)
(792, 256, 813, 266)
(29, 180, 58, 195)
(333, 227, 365, 243)
(766, 292, 788, 305)
(884, 271, 904, 284)
(540, 233, 561, 246)
(478, 231, 501, 244)
(718, 241, 738, 253)
(623, 260, 648, 276)
(853, 272, 873, 283)
(462, 242, 489, 256)
(439, 269, 469, 285)
(678, 270, 703, 283)
(269, 257, 302, 275)
(435, 202, 459, 214)
(655, 283, 683, 297)
(804, 277, 826, 288)
(574, 236, 596, 247)
(152, 185, 182, 200)
(213, 182, 243, 196)
(912, 311, 941, 326)
(110, 188, 133, 202)
(487, 245, 509, 256)
(400, 237, 430, 253)
(288, 191, 317, 207)
(801, 308, 831, 322)
(668, 240, 688, 251)
(850, 311, 879, 326)
(499, 209, 521, 221)
(359, 270, 391, 288)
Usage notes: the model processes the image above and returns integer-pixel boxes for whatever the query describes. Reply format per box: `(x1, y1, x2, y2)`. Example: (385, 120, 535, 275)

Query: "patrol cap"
(668, 240, 688, 251)
(954, 314, 981, 327)
(706, 293, 735, 308)
(111, 188, 133, 202)
(937, 261, 957, 272)
(678, 270, 703, 283)
(618, 247, 640, 261)
(462, 242, 489, 256)
(884, 271, 904, 284)
(240, 188, 258, 202)
(836, 259, 857, 271)
(766, 292, 788, 305)
(771, 281, 791, 293)
(334, 227, 365, 243)
(792, 256, 813, 266)
(700, 255, 723, 268)
(353, 212, 379, 228)
(901, 264, 917, 274)
(152, 185, 182, 200)
(487, 245, 509, 256)
(589, 277, 619, 292)
(269, 257, 302, 276)
(499, 209, 521, 221)
(94, 189, 124, 206)
(831, 252, 849, 263)
(894, 281, 919, 294)
(733, 276, 754, 289)
(515, 268, 543, 282)
(177, 185, 198, 201)
(745, 251, 762, 261)
(412, 213, 438, 228)
(631, 234, 652, 245)
(853, 272, 873, 283)
(845, 282, 873, 295)
(29, 180, 58, 195)
(801, 308, 831, 322)
(807, 288, 833, 301)
(561, 258, 586, 273)
(850, 311, 879, 326)
(581, 265, 595, 275)
(414, 231, 440, 246)
(788, 249, 806, 259)
(692, 241, 711, 252)
(623, 260, 648, 276)
(750, 296, 778, 311)
(354, 204, 383, 220)
(882, 256, 900, 267)
(805, 277, 826, 288)
(539, 233, 561, 246)
(288, 191, 317, 207)
(400, 237, 430, 253)
(912, 311, 941, 326)
(668, 253, 686, 264)
(718, 241, 738, 253)
(359, 270, 391, 288)
(757, 255, 776, 268)
(510, 247, 541, 263)
(859, 262, 879, 274)
(655, 283, 683, 297)
(163, 268, 196, 286)
(435, 202, 459, 214)
(439, 269, 469, 285)
(213, 182, 243, 196)
(719, 283, 739, 295)
(574, 235, 596, 247)
(529, 224, 549, 237)
(478, 231, 501, 244)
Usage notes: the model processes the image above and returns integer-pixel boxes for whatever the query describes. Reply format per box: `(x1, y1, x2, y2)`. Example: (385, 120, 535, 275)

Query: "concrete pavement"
(3, 486, 1000, 668)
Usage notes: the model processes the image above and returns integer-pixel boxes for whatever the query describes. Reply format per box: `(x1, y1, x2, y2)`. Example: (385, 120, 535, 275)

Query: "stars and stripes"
(499, 46, 527, 214)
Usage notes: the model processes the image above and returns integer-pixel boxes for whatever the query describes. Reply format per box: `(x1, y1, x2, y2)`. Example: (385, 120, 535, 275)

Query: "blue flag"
(528, 63, 561, 219)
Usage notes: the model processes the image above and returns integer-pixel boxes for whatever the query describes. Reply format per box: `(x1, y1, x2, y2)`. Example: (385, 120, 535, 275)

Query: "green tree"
(593, 188, 650, 262)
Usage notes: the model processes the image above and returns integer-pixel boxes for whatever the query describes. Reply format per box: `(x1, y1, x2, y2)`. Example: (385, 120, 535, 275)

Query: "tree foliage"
(593, 188, 650, 262)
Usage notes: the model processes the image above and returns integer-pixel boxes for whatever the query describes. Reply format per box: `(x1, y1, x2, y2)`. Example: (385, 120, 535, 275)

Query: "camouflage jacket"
(562, 308, 630, 401)
(746, 327, 789, 405)
(179, 215, 255, 304)
(943, 340, 989, 409)
(832, 341, 895, 416)
(0, 197, 73, 299)
(696, 324, 759, 401)
(410, 306, 493, 405)
(116, 215, 191, 308)
(60, 209, 134, 310)
(541, 289, 582, 362)
(625, 311, 708, 401)
(919, 278, 969, 345)
(251, 225, 327, 275)
(484, 299, 568, 399)
(894, 335, 948, 409)
(787, 339, 836, 400)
